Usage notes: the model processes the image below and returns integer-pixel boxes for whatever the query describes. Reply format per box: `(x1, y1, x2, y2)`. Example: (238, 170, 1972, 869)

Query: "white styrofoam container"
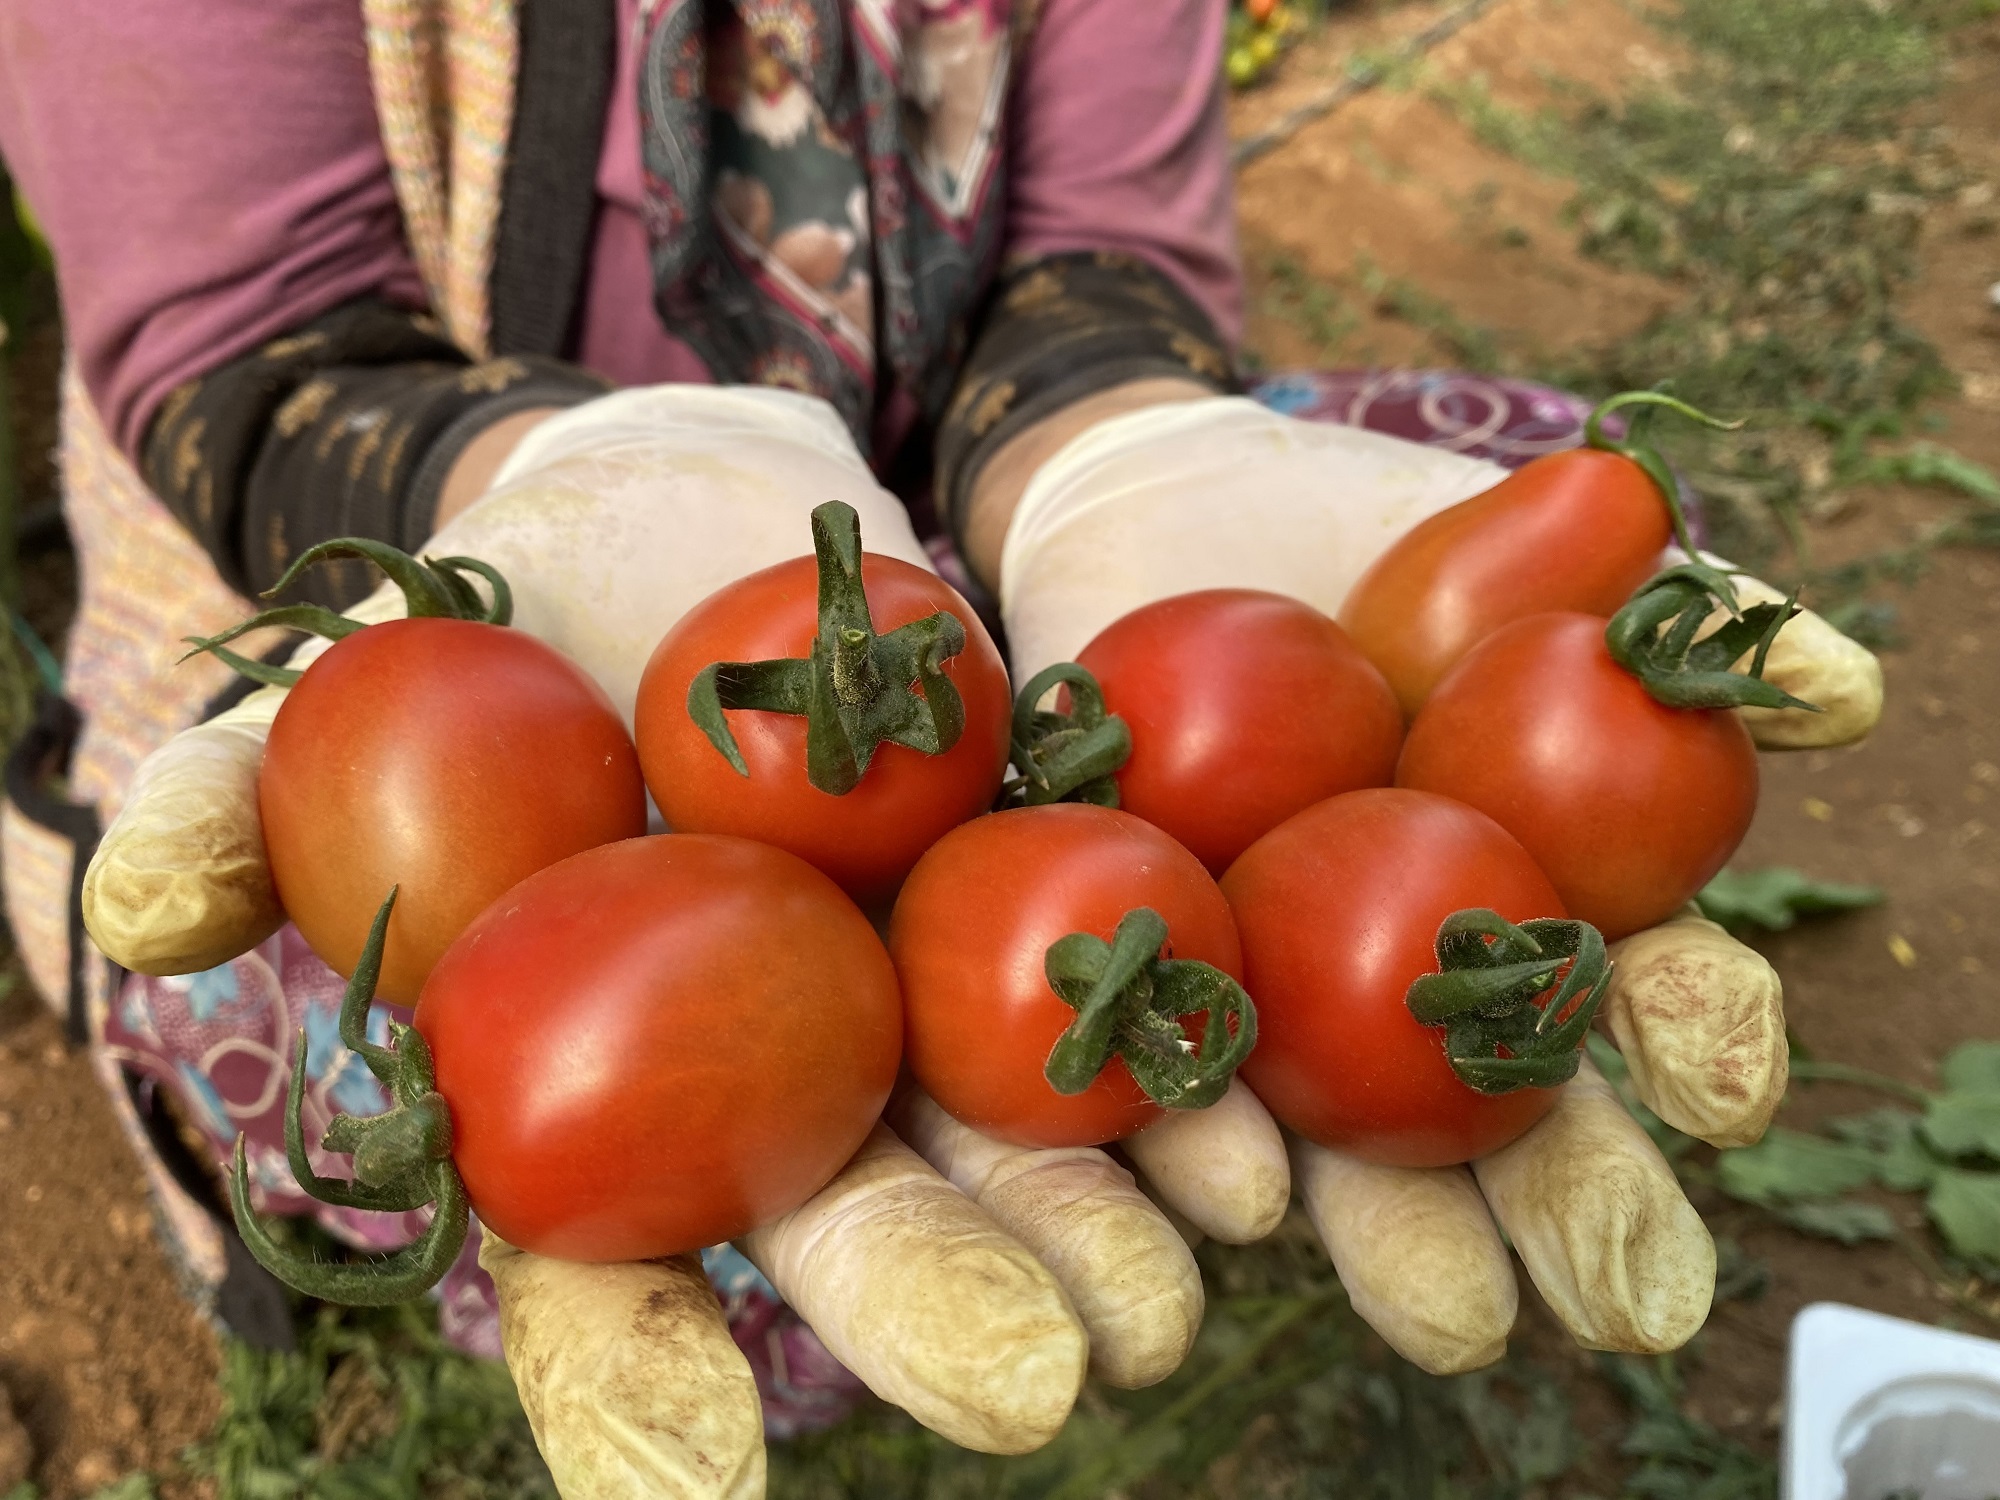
(1785, 1302, 2000, 1500)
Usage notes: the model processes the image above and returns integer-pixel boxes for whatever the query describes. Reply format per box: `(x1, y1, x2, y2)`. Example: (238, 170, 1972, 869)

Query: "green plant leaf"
(1772, 1199, 1898, 1244)
(1452, 1368, 1576, 1485)
(1922, 1092, 2000, 1160)
(1826, 1108, 1940, 1191)
(1695, 867, 1884, 933)
(1857, 442, 2000, 503)
(1927, 1169, 2000, 1264)
(1599, 1353, 1776, 1499)
(1715, 1127, 1882, 1205)
(1713, 1236, 1772, 1303)
(1941, 1041, 2000, 1096)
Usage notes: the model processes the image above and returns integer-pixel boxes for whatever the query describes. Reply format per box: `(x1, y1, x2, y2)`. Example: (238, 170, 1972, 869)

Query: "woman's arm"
(0, 0, 601, 606)
(0, 0, 422, 456)
(941, 0, 1244, 588)
(959, 376, 1213, 586)
(139, 303, 605, 604)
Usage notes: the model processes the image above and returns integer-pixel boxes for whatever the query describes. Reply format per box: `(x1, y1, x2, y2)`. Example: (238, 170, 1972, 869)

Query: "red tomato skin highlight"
(635, 553, 1011, 905)
(891, 804, 1244, 1149)
(1395, 612, 1758, 941)
(261, 617, 647, 1004)
(416, 835, 902, 1262)
(1336, 448, 1672, 715)
(1076, 589, 1404, 874)
(1222, 788, 1566, 1168)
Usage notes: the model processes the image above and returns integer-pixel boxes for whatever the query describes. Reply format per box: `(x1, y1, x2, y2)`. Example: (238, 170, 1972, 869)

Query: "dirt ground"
(0, 0, 1996, 1494)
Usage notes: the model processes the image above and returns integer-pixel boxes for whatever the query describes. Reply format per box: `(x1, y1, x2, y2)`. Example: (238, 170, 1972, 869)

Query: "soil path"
(0, 1008, 221, 1498)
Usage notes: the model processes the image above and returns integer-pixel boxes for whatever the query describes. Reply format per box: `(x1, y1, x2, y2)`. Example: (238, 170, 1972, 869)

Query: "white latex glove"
(1003, 399, 1881, 750)
(996, 397, 1842, 1371)
(79, 386, 1212, 1493)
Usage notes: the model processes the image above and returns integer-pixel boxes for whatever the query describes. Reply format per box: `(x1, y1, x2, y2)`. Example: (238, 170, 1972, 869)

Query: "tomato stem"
(686, 502, 970, 796)
(1044, 906, 1257, 1111)
(228, 889, 472, 1304)
(1583, 389, 1744, 562)
(183, 538, 513, 688)
(1604, 563, 1823, 713)
(1002, 663, 1132, 809)
(1405, 908, 1612, 1095)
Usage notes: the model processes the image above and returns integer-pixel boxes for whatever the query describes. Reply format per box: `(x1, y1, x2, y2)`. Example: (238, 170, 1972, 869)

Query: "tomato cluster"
(213, 391, 1794, 1302)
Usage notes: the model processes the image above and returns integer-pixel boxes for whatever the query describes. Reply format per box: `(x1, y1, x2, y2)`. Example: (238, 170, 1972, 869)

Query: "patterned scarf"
(637, 0, 1015, 459)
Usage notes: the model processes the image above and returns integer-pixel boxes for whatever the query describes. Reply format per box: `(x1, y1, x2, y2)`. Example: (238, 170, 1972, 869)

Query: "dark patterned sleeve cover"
(934, 251, 1239, 548)
(140, 299, 610, 610)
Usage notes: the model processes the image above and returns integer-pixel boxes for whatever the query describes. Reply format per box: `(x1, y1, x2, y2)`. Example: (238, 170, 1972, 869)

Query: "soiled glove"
(80, 386, 1213, 1496)
(996, 396, 1841, 1372)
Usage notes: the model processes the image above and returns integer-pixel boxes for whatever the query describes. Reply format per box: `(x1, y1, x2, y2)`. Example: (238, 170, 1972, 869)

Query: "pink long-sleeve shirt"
(0, 0, 1242, 463)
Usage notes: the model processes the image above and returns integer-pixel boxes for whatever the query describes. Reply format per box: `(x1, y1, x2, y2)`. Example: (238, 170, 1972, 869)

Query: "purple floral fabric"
(1249, 368, 1707, 537)
(101, 368, 1642, 1438)
(1250, 368, 1601, 469)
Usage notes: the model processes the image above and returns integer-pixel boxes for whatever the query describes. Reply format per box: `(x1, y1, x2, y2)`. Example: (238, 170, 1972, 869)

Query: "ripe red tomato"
(1222, 788, 1569, 1167)
(636, 552, 1011, 905)
(261, 618, 646, 1004)
(1073, 589, 1403, 873)
(1338, 447, 1671, 716)
(1395, 612, 1758, 940)
(891, 804, 1246, 1149)
(417, 835, 902, 1260)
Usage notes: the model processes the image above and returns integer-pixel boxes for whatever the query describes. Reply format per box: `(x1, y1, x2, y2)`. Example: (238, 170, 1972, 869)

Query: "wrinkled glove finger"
(1135, 1181, 1208, 1251)
(1605, 906, 1787, 1148)
(738, 1125, 1086, 1455)
(83, 689, 285, 974)
(81, 582, 406, 974)
(1118, 1077, 1290, 1244)
(889, 1089, 1202, 1390)
(1472, 1059, 1715, 1354)
(1290, 1135, 1516, 1376)
(481, 1230, 765, 1500)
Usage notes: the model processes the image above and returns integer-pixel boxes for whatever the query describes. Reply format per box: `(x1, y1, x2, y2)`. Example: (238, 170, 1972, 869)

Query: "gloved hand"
(80, 386, 1215, 1494)
(994, 395, 1868, 1373)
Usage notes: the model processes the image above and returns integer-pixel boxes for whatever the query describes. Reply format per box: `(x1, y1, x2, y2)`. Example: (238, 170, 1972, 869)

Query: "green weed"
(1261, 254, 1362, 361)
(1715, 1041, 2000, 1280)
(1354, 255, 1506, 371)
(770, 1234, 1593, 1499)
(182, 1302, 553, 1500)
(1694, 867, 1886, 935)
(1600, 1355, 1777, 1500)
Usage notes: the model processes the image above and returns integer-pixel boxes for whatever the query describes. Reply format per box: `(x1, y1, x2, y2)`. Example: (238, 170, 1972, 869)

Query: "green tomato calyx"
(229, 888, 470, 1305)
(1044, 906, 1258, 1111)
(1003, 662, 1132, 810)
(1406, 908, 1612, 1095)
(687, 501, 970, 797)
(1605, 562, 1822, 713)
(183, 537, 513, 689)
